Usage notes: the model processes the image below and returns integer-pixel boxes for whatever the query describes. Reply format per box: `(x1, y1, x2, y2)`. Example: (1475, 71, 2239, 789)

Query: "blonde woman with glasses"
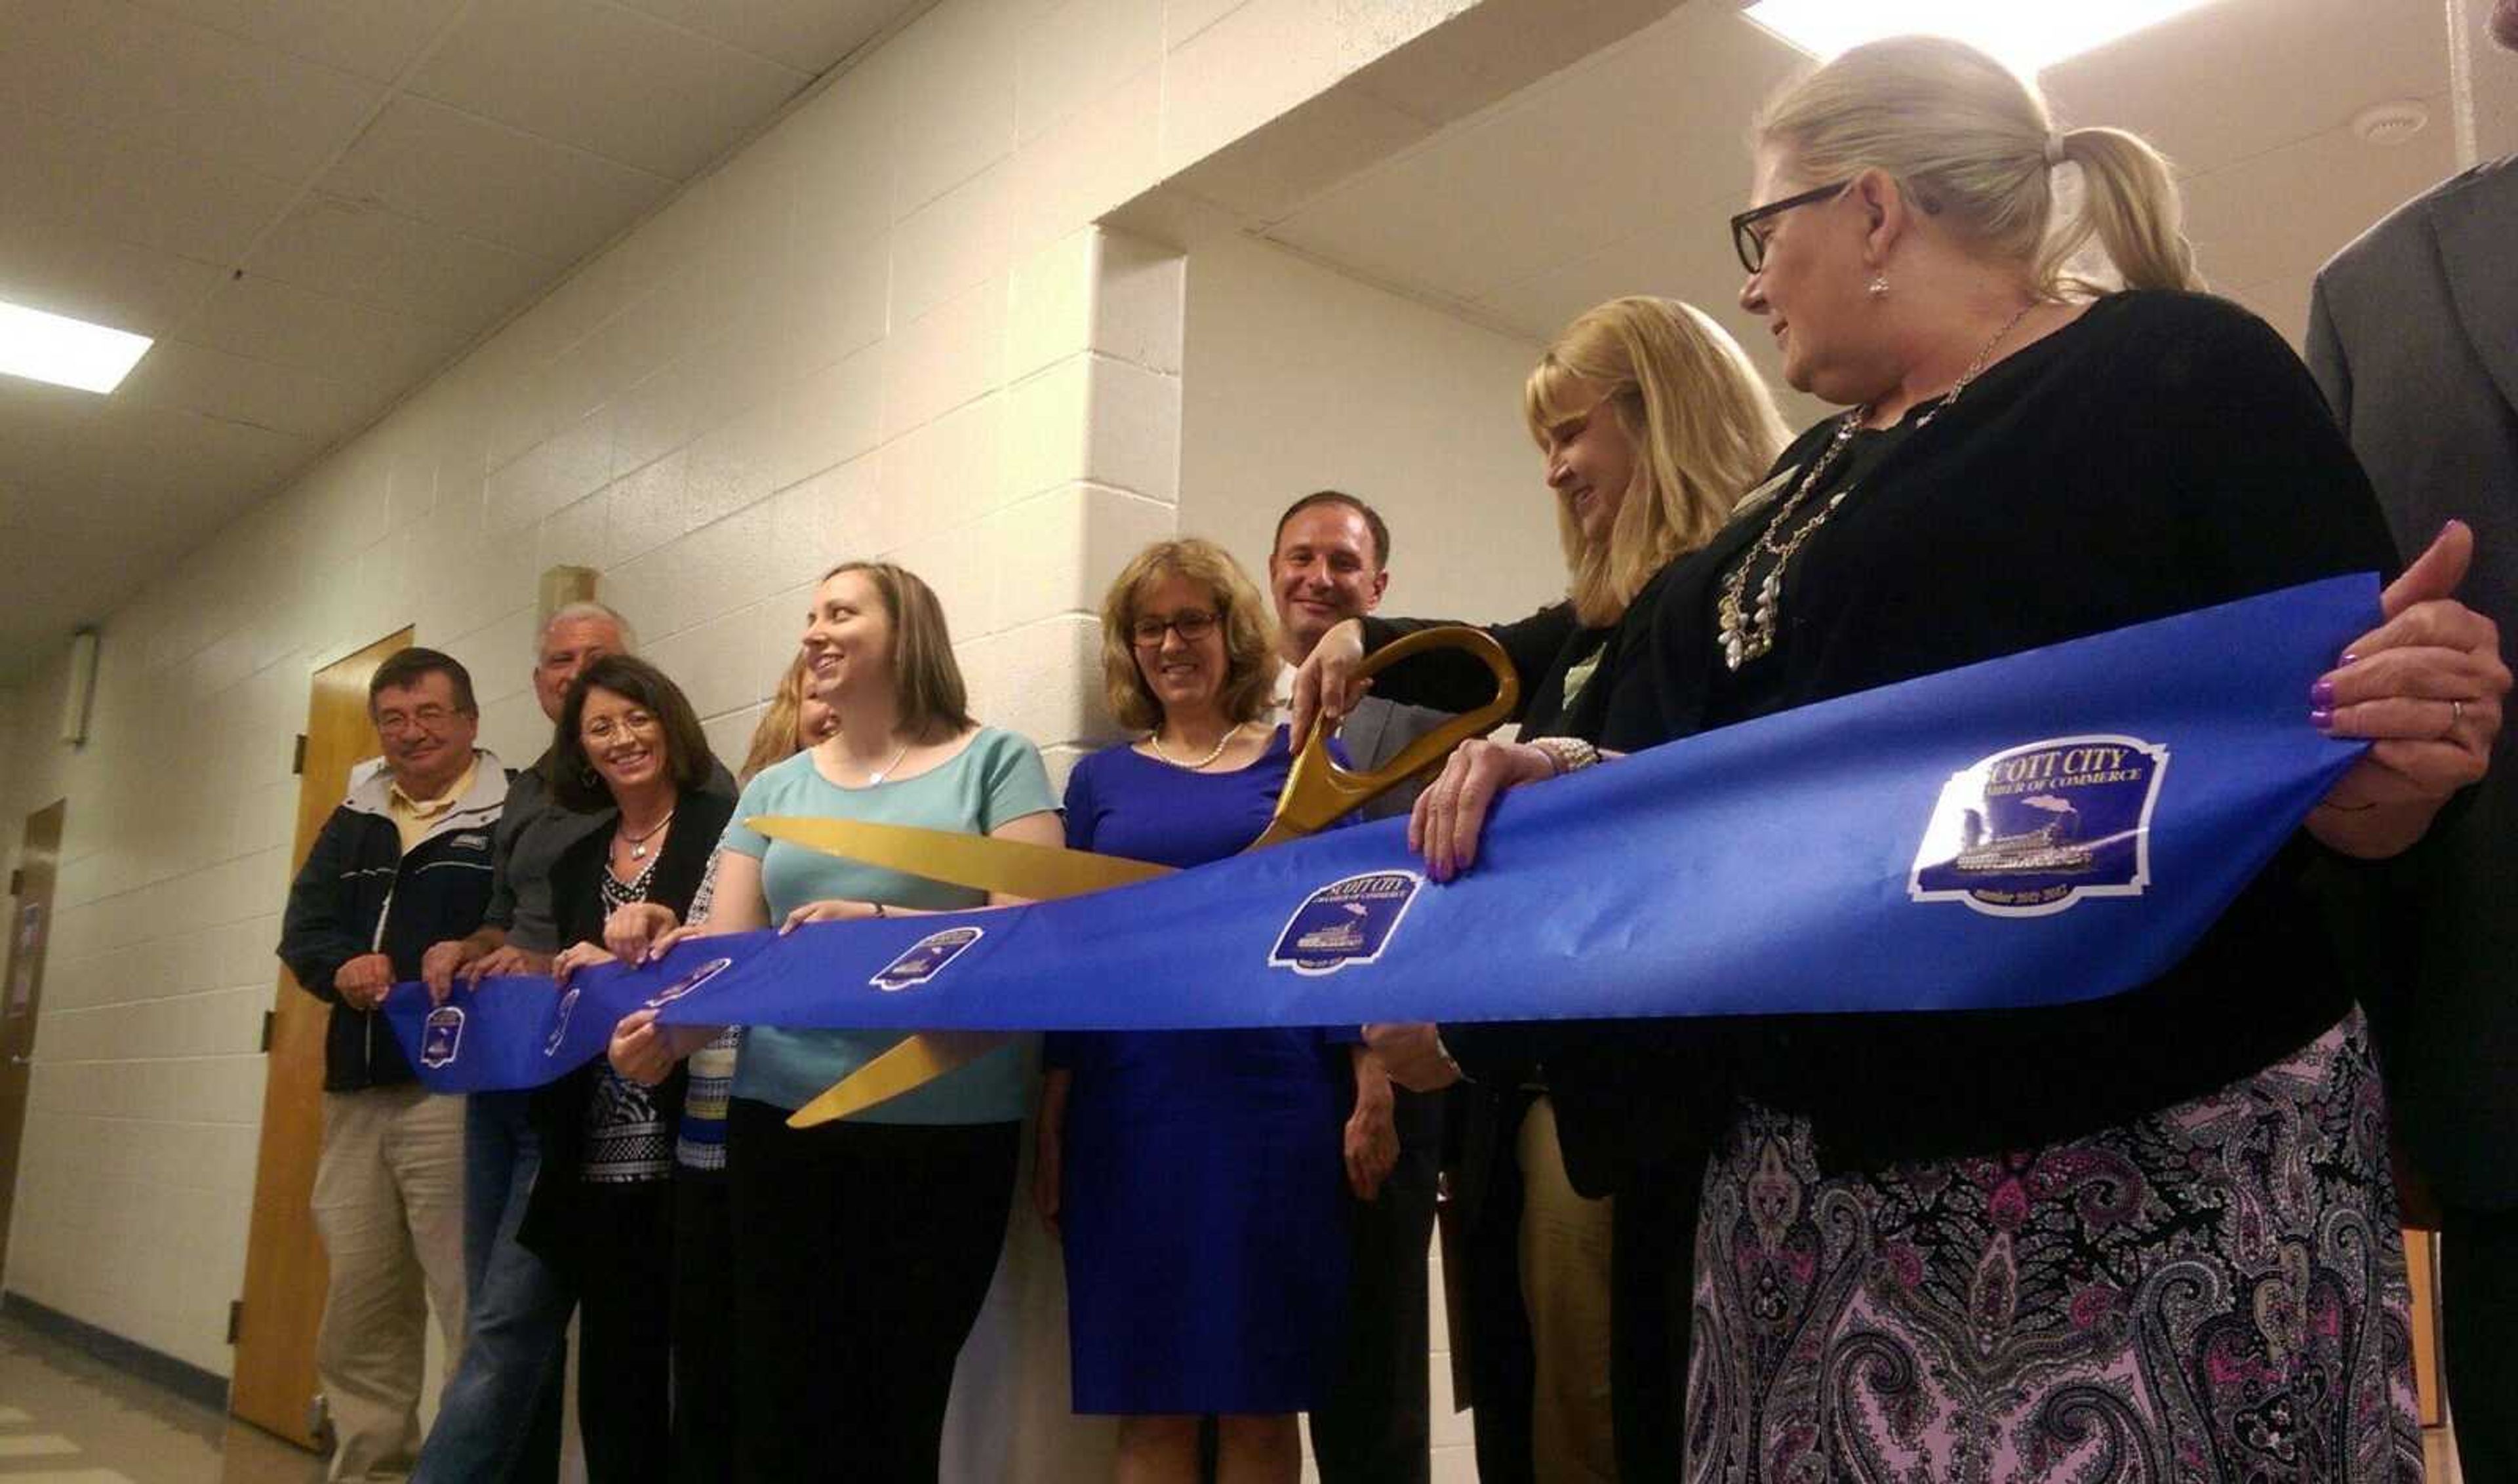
(1378, 36, 2507, 1477)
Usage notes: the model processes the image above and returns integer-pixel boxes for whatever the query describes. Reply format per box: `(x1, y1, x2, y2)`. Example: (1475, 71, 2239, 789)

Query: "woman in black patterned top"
(521, 655, 732, 1483)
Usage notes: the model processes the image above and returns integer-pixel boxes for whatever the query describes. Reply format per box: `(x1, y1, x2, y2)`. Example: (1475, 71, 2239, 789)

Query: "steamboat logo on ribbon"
(545, 986, 581, 1058)
(871, 927, 984, 993)
(1911, 733, 2170, 917)
(1269, 871, 1424, 976)
(645, 955, 733, 1010)
(420, 1005, 466, 1068)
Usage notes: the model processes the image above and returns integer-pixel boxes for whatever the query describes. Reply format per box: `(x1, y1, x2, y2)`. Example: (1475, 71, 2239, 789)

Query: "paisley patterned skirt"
(1685, 1010, 2421, 1482)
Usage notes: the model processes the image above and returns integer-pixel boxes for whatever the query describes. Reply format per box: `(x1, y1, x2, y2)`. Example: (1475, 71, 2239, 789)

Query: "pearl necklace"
(1715, 301, 2039, 672)
(1148, 722, 1244, 771)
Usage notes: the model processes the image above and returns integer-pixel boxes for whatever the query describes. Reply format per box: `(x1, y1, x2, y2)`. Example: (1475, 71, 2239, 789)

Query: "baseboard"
(1, 1291, 231, 1413)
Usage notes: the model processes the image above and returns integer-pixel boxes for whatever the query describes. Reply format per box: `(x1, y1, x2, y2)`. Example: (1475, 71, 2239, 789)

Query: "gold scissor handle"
(1251, 625, 1520, 848)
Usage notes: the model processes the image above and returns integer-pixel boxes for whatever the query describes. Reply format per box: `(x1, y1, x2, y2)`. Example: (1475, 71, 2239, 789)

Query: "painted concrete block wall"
(1182, 233, 1565, 633)
(0, 0, 1509, 1389)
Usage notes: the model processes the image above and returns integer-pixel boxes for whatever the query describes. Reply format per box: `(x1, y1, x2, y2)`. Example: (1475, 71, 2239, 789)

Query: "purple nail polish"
(2309, 707, 2334, 731)
(2340, 651, 2360, 668)
(2310, 678, 2335, 708)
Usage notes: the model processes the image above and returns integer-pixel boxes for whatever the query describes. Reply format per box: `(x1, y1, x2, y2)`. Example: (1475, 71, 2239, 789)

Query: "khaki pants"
(311, 1084, 467, 1483)
(1517, 1096, 1617, 1483)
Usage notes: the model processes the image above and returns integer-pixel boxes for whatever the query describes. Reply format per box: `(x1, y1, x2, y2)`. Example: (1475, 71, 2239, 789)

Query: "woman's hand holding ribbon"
(604, 902, 680, 965)
(779, 898, 883, 934)
(2311, 520, 2509, 858)
(461, 942, 552, 986)
(1409, 737, 1559, 882)
(551, 940, 616, 987)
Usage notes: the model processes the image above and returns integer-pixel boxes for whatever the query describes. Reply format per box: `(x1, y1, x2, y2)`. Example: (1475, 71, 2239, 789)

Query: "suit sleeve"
(1358, 603, 1578, 721)
(2304, 273, 2354, 437)
(277, 810, 364, 1003)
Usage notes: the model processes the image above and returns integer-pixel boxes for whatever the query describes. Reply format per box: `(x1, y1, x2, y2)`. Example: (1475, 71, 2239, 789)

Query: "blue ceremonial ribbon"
(386, 575, 2376, 1093)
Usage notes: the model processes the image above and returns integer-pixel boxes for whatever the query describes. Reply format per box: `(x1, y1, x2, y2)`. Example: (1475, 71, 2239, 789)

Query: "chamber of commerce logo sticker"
(644, 955, 733, 1010)
(420, 1005, 466, 1068)
(871, 927, 985, 992)
(1911, 734, 2170, 917)
(544, 986, 581, 1057)
(1269, 872, 1423, 976)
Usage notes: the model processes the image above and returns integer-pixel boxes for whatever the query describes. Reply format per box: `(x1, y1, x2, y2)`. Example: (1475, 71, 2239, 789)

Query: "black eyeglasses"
(1729, 180, 1851, 274)
(1130, 609, 1220, 647)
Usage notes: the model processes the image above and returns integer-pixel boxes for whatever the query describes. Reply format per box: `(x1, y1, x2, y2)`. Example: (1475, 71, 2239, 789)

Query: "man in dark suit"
(2308, 5, 2518, 1472)
(1269, 490, 1451, 1484)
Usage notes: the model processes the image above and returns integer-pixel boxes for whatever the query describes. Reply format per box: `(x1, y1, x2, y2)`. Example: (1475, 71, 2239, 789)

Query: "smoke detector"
(2351, 100, 2431, 146)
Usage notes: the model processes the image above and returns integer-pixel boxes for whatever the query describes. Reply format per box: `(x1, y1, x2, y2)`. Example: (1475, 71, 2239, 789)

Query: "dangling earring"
(1868, 274, 1890, 298)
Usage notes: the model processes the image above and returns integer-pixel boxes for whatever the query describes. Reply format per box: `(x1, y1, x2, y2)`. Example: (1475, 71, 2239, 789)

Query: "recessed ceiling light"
(0, 300, 153, 395)
(1743, 0, 2228, 74)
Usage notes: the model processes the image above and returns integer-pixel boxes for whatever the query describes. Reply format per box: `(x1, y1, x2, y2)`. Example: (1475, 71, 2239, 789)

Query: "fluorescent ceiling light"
(1743, 0, 2225, 74)
(0, 300, 153, 394)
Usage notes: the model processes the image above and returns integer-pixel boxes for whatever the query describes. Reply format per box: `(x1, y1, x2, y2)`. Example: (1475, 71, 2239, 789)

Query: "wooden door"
(231, 629, 411, 1447)
(0, 799, 66, 1277)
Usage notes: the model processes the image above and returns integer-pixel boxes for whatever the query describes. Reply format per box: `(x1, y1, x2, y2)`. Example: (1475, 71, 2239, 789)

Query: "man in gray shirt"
(1272, 491, 1449, 1484)
(2308, 6, 2518, 1472)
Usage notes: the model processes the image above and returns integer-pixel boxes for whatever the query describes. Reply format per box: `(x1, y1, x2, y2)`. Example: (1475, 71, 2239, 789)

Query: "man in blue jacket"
(278, 648, 508, 1483)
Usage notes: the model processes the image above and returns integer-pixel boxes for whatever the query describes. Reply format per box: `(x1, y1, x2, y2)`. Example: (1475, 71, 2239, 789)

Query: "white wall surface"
(1182, 235, 1563, 626)
(0, 0, 1513, 1399)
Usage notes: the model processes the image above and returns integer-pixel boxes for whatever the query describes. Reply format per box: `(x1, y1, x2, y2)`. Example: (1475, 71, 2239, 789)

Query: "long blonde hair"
(741, 651, 816, 783)
(1098, 540, 1281, 733)
(1755, 35, 2200, 297)
(1526, 297, 1791, 626)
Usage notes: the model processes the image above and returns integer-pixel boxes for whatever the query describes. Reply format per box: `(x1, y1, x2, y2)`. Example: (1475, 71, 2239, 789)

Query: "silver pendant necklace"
(620, 809, 675, 860)
(859, 739, 912, 786)
(1715, 300, 2039, 672)
(1149, 722, 1243, 770)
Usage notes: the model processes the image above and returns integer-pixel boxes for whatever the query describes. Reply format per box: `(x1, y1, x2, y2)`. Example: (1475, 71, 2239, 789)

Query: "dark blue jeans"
(413, 1090, 567, 1483)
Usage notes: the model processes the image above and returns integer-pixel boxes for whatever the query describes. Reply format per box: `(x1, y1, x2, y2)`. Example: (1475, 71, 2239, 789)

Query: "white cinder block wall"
(0, 5, 1702, 1478)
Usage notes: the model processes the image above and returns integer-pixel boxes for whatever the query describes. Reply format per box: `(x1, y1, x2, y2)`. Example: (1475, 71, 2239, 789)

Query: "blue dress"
(1050, 728, 1351, 1415)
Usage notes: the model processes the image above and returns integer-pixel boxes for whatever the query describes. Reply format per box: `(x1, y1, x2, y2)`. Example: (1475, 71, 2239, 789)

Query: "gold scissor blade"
(749, 815, 1172, 900)
(786, 1031, 1014, 1127)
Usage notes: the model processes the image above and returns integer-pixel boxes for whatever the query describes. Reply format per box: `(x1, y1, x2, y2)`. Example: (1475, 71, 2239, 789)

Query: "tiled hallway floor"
(0, 1316, 324, 1484)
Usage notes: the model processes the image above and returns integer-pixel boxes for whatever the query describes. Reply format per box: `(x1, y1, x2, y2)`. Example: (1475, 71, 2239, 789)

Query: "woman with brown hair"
(511, 654, 730, 1481)
(1033, 538, 1388, 1484)
(1380, 35, 2508, 1475)
(609, 560, 1062, 1481)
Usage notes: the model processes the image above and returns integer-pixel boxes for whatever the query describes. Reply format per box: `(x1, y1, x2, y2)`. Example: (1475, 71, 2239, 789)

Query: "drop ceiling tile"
(113, 338, 386, 445)
(243, 193, 559, 334)
(117, 0, 468, 83)
(2043, 0, 2446, 178)
(1, 0, 386, 181)
(617, 0, 917, 73)
(185, 271, 471, 390)
(321, 96, 677, 264)
(0, 214, 224, 336)
(0, 98, 300, 264)
(412, 0, 812, 180)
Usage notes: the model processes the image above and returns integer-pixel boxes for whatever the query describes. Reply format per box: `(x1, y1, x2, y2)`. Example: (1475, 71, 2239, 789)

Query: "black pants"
(2444, 1201, 2518, 1484)
(669, 1170, 735, 1484)
(727, 1100, 1019, 1483)
(1308, 1090, 1442, 1483)
(571, 1181, 676, 1484)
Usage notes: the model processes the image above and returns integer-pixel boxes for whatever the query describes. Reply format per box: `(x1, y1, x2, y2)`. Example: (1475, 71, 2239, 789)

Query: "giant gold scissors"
(755, 626, 1519, 1127)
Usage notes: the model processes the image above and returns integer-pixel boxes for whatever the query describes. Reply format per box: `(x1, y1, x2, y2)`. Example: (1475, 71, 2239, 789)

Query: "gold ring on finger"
(2450, 698, 2466, 736)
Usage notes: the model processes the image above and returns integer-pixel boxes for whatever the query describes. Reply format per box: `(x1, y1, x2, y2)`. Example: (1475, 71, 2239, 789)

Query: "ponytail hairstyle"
(1525, 296, 1792, 626)
(1753, 35, 2201, 297)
